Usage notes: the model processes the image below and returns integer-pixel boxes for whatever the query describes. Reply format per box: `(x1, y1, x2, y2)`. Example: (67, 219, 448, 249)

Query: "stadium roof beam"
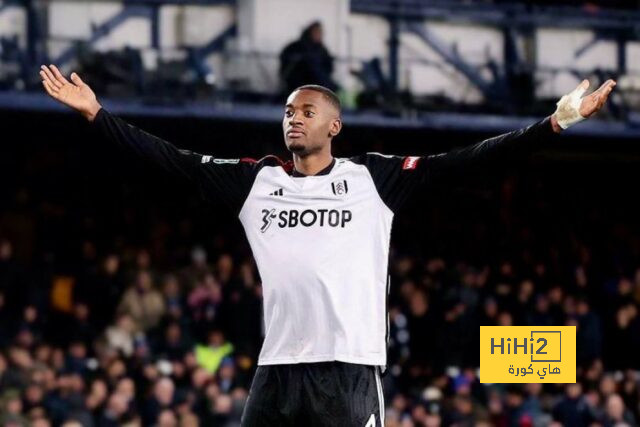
(350, 0, 640, 32)
(187, 24, 237, 84)
(353, 0, 632, 118)
(403, 21, 504, 102)
(52, 5, 153, 68)
(48, 1, 236, 76)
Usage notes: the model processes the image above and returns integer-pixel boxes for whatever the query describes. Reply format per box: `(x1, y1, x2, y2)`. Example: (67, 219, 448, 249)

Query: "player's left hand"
(552, 78, 616, 131)
(578, 79, 616, 118)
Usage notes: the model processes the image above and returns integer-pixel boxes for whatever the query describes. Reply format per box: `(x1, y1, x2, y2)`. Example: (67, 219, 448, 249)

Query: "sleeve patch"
(213, 158, 240, 164)
(201, 156, 240, 164)
(402, 156, 421, 170)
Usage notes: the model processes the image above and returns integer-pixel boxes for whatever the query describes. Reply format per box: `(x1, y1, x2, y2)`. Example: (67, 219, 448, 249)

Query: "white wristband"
(553, 84, 587, 130)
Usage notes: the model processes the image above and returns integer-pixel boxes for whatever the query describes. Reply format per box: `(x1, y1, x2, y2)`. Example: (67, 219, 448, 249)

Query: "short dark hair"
(292, 85, 341, 113)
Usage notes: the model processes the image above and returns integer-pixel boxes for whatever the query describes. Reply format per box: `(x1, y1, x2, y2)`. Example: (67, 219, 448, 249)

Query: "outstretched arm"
(40, 64, 261, 214)
(351, 79, 616, 213)
(425, 79, 617, 185)
(40, 64, 203, 181)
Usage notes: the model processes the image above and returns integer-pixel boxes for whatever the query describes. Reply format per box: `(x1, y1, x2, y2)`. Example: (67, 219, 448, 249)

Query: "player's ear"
(328, 117, 342, 138)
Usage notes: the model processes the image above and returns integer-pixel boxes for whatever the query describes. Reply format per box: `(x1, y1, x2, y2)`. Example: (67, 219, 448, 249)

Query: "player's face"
(283, 90, 341, 157)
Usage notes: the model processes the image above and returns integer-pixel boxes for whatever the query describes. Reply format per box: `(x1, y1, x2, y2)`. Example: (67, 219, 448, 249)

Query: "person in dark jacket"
(279, 21, 339, 95)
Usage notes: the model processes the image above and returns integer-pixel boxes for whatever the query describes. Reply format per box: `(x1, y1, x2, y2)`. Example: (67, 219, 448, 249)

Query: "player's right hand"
(40, 65, 102, 122)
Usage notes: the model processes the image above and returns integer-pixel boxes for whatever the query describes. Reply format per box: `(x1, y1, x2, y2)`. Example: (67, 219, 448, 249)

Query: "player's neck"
(292, 152, 334, 176)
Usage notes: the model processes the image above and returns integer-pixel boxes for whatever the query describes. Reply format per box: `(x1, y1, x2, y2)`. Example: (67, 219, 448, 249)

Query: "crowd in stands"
(1, 160, 640, 426)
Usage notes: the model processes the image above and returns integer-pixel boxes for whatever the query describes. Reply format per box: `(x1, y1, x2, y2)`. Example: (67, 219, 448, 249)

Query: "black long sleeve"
(351, 117, 558, 213)
(94, 109, 556, 215)
(93, 108, 261, 214)
(424, 116, 557, 186)
(94, 108, 203, 182)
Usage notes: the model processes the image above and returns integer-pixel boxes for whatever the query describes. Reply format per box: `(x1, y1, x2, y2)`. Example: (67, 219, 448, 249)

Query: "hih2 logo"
(331, 179, 348, 195)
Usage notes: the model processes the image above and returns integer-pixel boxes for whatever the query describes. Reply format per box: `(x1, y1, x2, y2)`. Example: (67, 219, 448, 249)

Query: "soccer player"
(40, 64, 615, 426)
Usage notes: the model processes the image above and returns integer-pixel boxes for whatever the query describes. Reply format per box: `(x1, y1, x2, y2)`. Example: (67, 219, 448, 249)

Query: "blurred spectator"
(603, 393, 636, 426)
(279, 21, 339, 95)
(75, 254, 125, 331)
(104, 313, 137, 357)
(552, 383, 594, 426)
(117, 270, 165, 332)
(143, 377, 175, 425)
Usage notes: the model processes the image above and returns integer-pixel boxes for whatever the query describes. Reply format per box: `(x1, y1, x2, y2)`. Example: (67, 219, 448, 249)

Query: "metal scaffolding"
(1, 0, 638, 137)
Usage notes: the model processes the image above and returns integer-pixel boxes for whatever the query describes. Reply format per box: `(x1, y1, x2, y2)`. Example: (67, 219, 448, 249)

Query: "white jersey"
(238, 156, 421, 366)
(94, 108, 554, 367)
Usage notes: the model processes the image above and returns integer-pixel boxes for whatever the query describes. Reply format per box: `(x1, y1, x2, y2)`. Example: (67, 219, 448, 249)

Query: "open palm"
(577, 79, 616, 118)
(40, 64, 101, 120)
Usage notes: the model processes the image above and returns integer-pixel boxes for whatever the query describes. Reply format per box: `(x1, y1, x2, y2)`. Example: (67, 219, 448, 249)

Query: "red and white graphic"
(402, 156, 420, 170)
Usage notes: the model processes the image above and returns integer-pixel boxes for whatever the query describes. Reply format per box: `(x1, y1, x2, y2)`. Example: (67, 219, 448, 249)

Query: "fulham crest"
(331, 180, 348, 195)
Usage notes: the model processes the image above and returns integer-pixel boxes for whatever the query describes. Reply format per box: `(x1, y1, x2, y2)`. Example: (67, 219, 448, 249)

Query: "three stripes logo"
(331, 180, 348, 195)
(269, 188, 284, 196)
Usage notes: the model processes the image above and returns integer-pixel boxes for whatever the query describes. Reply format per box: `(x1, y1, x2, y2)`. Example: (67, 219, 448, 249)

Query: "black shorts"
(241, 361, 385, 426)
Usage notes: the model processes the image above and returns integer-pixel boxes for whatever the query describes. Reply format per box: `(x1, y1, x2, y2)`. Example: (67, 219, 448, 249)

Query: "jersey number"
(365, 414, 376, 427)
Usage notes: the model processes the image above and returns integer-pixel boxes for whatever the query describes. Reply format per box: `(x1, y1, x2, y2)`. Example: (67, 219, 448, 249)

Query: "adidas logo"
(269, 188, 284, 196)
